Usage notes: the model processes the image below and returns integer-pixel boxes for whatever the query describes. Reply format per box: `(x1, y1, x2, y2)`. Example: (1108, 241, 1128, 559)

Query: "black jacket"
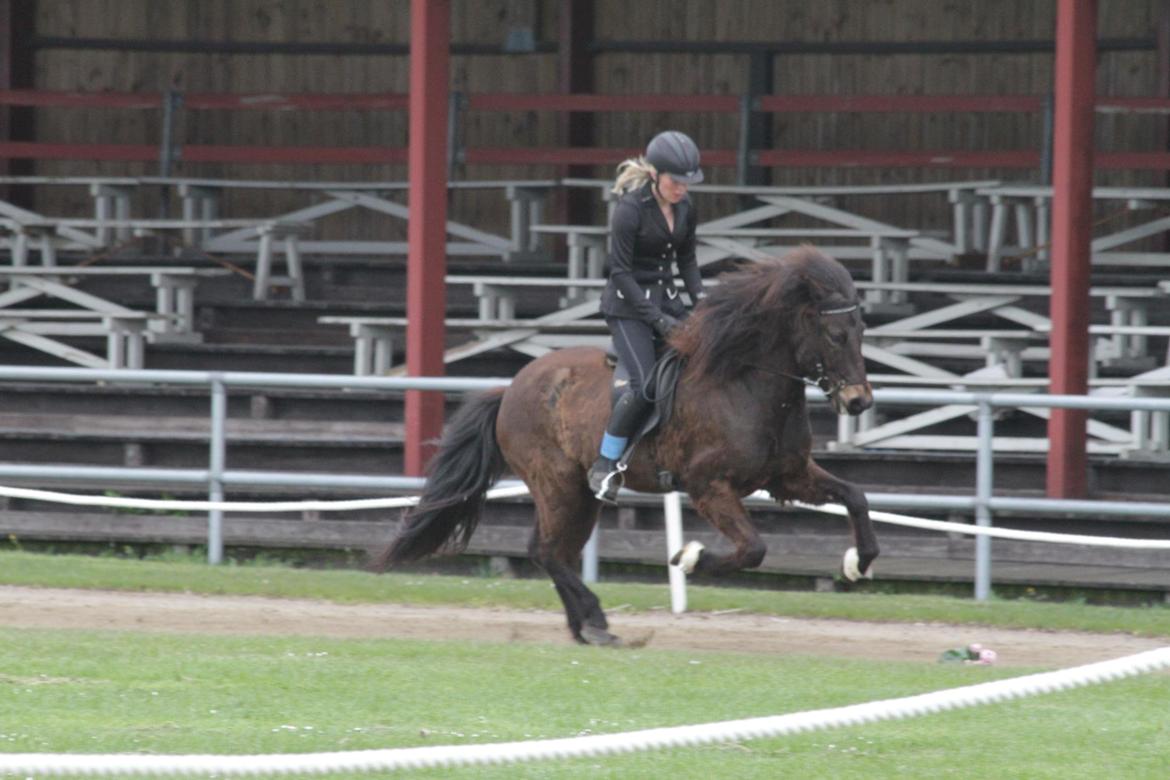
(600, 182, 705, 323)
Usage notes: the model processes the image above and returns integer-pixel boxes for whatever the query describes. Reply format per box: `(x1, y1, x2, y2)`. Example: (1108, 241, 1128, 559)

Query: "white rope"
(1, 646, 1166, 776)
(0, 484, 531, 512)
(789, 499, 1170, 549)
(3, 482, 1170, 549)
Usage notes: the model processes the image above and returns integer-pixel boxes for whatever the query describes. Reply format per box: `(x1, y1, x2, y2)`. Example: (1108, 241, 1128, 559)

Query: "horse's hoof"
(670, 541, 705, 574)
(841, 547, 875, 582)
(579, 624, 623, 647)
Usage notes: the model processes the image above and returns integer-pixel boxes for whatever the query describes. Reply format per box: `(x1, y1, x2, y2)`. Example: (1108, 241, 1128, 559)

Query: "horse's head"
(795, 294, 872, 416)
(672, 246, 872, 415)
(785, 248, 872, 416)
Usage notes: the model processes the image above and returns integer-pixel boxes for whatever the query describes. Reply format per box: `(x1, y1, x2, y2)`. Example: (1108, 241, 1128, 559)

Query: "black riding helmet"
(645, 130, 704, 185)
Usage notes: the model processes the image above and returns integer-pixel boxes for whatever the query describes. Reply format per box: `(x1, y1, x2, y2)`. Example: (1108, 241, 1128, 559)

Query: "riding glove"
(652, 314, 681, 339)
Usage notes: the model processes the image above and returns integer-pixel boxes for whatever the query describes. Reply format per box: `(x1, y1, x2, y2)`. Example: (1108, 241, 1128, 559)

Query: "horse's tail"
(369, 389, 506, 571)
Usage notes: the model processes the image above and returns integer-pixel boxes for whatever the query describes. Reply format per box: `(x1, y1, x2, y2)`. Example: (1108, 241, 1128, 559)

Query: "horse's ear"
(763, 262, 809, 310)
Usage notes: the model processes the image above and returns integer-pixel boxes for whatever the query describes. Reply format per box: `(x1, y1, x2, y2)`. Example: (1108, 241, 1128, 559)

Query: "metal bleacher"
(3, 176, 1170, 599)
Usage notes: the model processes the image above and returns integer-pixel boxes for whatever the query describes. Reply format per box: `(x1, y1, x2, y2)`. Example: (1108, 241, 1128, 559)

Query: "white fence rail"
(1, 366, 1170, 602)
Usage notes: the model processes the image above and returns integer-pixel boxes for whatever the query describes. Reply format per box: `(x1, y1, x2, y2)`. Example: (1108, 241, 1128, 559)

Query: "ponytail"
(611, 156, 656, 195)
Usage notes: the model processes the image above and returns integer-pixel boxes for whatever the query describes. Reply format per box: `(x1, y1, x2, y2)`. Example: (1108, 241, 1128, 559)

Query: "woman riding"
(587, 130, 709, 503)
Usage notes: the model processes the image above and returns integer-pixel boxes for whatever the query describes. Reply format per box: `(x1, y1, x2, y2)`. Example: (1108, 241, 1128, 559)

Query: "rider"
(587, 130, 708, 503)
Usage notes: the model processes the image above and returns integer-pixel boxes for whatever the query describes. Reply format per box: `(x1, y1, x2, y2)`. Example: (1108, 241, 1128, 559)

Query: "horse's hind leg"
(672, 481, 766, 577)
(527, 479, 616, 645)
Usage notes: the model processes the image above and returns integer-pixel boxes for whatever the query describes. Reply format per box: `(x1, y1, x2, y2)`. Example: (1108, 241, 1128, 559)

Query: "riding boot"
(589, 389, 651, 504)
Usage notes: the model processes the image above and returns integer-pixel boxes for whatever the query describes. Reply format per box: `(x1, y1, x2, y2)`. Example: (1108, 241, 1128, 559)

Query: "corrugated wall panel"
(22, 0, 1166, 237)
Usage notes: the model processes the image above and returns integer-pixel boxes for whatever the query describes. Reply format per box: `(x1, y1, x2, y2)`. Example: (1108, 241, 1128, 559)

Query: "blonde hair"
(611, 156, 656, 195)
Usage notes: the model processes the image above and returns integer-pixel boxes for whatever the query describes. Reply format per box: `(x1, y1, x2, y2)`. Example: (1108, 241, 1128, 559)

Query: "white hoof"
(842, 547, 874, 582)
(674, 541, 705, 575)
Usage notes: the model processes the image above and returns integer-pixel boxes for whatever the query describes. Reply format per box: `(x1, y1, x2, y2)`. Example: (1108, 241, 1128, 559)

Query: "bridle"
(769, 301, 862, 398)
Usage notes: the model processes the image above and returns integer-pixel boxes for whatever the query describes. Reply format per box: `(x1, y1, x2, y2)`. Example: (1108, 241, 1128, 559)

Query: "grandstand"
(1, 1, 1170, 601)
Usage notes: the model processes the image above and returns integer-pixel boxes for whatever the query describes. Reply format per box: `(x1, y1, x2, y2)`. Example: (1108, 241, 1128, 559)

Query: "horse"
(370, 246, 879, 646)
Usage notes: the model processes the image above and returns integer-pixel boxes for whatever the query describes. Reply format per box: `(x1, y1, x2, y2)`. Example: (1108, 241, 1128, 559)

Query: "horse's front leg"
(670, 481, 765, 577)
(776, 461, 879, 581)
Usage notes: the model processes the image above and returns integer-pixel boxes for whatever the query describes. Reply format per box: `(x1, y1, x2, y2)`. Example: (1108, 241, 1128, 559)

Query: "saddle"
(605, 346, 684, 490)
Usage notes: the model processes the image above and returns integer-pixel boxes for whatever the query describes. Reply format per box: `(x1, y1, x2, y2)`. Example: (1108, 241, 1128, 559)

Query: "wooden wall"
(22, 0, 1168, 236)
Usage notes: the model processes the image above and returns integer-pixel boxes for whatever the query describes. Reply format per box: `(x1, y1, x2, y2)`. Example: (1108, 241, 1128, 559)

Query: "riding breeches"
(603, 316, 659, 438)
(607, 316, 658, 399)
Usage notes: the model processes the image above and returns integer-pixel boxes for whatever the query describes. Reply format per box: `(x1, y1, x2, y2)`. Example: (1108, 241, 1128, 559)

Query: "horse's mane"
(672, 245, 858, 383)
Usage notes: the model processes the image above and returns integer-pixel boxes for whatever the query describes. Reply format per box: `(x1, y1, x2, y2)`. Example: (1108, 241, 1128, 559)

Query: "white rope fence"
(0, 646, 1166, 776)
(3, 483, 1170, 549)
(1, 485, 1168, 774)
(791, 500, 1170, 549)
(0, 484, 531, 513)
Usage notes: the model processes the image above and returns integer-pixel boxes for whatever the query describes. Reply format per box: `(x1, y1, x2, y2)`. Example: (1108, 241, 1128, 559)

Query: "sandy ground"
(0, 585, 1164, 668)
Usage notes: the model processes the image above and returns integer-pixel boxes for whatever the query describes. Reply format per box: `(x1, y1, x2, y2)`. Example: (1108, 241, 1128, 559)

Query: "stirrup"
(593, 462, 628, 504)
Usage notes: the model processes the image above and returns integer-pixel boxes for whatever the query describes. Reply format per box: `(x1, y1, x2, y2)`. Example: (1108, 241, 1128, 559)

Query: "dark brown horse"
(371, 246, 879, 645)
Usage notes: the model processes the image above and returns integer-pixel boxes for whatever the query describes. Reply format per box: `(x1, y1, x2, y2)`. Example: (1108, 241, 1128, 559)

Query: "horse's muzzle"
(833, 382, 873, 416)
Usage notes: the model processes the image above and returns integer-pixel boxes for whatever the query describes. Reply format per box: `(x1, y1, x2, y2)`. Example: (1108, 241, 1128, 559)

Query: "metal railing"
(1, 365, 1169, 599)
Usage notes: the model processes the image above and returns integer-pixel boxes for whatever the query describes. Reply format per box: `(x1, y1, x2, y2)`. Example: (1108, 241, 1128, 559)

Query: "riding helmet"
(645, 130, 704, 184)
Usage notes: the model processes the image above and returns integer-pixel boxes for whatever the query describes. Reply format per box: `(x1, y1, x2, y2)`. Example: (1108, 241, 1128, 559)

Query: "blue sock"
(600, 433, 627, 460)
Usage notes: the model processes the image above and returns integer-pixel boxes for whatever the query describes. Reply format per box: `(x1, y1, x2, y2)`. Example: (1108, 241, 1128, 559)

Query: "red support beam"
(404, 0, 450, 476)
(0, 141, 409, 164)
(1046, 0, 1098, 498)
(22, 142, 1170, 172)
(753, 148, 1041, 168)
(183, 93, 410, 111)
(756, 94, 1045, 113)
(0, 89, 164, 109)
(468, 92, 740, 113)
(7, 87, 1170, 117)
(182, 145, 408, 164)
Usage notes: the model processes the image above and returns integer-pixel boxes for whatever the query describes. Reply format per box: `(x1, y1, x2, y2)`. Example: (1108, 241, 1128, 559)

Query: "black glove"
(651, 314, 681, 339)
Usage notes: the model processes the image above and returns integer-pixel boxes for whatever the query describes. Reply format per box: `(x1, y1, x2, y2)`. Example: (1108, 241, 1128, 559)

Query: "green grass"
(0, 549, 1168, 639)
(0, 627, 1167, 779)
(1, 550, 1169, 777)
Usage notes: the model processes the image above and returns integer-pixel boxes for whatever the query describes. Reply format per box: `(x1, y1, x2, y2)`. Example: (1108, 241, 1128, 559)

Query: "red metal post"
(404, 0, 450, 476)
(1046, 0, 1097, 498)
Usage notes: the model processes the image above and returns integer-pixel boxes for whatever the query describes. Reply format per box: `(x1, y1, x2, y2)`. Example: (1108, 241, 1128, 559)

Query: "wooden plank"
(318, 316, 608, 333)
(851, 435, 1126, 454)
(0, 267, 230, 276)
(0, 309, 160, 318)
(327, 190, 513, 252)
(861, 343, 962, 379)
(446, 274, 606, 287)
(868, 295, 1022, 333)
(2, 512, 1167, 591)
(387, 297, 605, 374)
(756, 195, 958, 258)
(1, 276, 138, 315)
(0, 327, 107, 367)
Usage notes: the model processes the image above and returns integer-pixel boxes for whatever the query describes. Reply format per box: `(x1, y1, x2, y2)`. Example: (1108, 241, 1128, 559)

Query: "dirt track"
(0, 585, 1164, 668)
